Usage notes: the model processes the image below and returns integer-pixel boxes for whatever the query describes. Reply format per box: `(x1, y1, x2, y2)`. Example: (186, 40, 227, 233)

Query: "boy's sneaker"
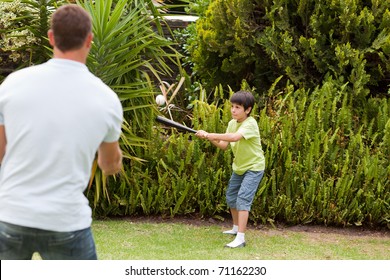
(224, 240, 246, 248)
(222, 229, 237, 235)
(222, 229, 238, 235)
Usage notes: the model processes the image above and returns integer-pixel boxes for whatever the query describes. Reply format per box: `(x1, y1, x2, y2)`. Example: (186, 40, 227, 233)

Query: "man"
(0, 4, 123, 259)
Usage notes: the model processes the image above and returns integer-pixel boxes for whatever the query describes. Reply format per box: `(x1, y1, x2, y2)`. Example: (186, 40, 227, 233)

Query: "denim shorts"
(226, 170, 264, 211)
(0, 221, 97, 260)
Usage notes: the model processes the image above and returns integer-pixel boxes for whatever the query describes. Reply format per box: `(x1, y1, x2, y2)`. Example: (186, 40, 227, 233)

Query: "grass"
(91, 218, 390, 260)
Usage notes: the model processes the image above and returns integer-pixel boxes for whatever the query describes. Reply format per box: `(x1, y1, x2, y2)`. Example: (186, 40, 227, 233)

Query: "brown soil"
(114, 215, 390, 238)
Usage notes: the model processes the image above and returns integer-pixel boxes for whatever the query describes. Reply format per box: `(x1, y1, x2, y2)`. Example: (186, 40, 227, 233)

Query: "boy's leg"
(225, 210, 249, 248)
(238, 210, 249, 233)
(223, 208, 239, 234)
(231, 208, 238, 225)
(224, 173, 242, 235)
(225, 170, 264, 248)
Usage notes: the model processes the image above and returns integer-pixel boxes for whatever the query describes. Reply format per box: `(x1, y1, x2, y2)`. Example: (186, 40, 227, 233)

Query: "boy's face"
(231, 103, 251, 123)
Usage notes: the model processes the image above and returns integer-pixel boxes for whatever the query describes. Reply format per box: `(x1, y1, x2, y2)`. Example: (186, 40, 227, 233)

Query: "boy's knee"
(236, 197, 252, 211)
(226, 193, 237, 208)
(226, 200, 236, 209)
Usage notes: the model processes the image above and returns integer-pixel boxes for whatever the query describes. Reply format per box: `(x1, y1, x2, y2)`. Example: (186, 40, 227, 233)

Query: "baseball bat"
(156, 116, 197, 134)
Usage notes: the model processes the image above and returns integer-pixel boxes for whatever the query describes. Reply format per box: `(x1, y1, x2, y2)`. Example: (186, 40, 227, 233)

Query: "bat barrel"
(156, 116, 197, 133)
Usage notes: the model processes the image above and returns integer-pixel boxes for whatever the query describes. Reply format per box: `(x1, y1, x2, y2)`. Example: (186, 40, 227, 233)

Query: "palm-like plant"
(78, 0, 179, 207)
(1, 0, 186, 211)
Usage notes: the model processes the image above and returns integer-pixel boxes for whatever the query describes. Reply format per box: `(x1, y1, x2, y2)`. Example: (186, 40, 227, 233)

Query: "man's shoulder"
(0, 64, 45, 90)
(89, 79, 122, 113)
(6, 63, 44, 77)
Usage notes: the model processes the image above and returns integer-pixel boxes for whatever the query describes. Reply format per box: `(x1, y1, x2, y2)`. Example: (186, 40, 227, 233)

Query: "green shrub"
(91, 78, 389, 228)
(0, 0, 62, 80)
(253, 77, 390, 227)
(185, 0, 390, 99)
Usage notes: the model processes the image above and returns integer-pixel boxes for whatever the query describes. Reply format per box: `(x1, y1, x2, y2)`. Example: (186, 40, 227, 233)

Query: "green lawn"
(91, 218, 390, 260)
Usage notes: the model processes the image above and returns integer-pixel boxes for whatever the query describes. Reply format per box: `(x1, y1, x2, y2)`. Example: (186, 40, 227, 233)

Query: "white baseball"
(155, 94, 166, 106)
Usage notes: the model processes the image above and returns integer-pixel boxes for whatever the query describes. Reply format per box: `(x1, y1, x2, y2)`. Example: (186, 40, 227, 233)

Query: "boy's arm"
(196, 130, 243, 150)
(208, 138, 229, 150)
(207, 132, 243, 150)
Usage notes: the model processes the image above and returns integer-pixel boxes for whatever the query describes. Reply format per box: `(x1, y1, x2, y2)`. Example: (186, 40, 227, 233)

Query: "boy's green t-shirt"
(226, 116, 265, 175)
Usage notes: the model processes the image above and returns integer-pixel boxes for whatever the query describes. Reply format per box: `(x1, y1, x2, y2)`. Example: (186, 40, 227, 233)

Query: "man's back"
(0, 58, 122, 232)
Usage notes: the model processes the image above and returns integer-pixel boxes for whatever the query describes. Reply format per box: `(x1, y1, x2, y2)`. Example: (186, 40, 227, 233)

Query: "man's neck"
(53, 49, 87, 64)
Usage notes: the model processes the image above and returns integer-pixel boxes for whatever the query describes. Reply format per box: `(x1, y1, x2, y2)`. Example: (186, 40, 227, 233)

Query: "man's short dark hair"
(51, 5, 92, 52)
(230, 90, 255, 115)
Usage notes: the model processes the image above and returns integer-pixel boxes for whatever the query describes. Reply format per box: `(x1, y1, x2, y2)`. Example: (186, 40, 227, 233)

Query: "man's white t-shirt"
(0, 59, 123, 232)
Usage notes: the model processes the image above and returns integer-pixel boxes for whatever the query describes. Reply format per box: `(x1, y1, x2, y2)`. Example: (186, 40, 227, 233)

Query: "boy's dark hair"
(230, 90, 255, 115)
(51, 5, 92, 52)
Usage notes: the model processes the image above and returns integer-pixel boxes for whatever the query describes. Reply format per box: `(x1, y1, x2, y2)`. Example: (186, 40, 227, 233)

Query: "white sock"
(225, 232, 246, 248)
(236, 232, 245, 243)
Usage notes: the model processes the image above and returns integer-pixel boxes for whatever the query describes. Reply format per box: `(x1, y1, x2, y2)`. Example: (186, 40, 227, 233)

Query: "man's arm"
(0, 125, 6, 163)
(97, 141, 122, 175)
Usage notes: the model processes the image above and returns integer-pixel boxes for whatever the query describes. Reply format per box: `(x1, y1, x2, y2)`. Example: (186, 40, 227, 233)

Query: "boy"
(195, 90, 265, 248)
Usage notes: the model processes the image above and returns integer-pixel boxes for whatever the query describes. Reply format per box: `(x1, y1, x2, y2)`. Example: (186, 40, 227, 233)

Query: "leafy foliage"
(3, 0, 389, 229)
(255, 78, 389, 227)
(78, 0, 183, 204)
(90, 87, 232, 218)
(91, 78, 389, 228)
(185, 0, 390, 98)
(0, 0, 64, 80)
